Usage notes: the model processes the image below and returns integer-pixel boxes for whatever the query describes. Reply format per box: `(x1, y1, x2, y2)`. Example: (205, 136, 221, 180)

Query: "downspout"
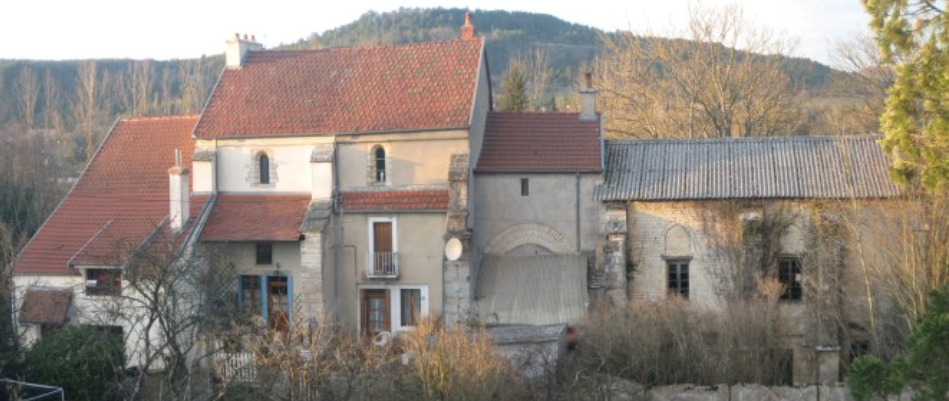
(576, 171, 581, 253)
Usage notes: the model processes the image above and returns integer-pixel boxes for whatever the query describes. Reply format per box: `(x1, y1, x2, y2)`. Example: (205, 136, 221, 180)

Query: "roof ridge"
(260, 37, 484, 55)
(606, 135, 882, 145)
(121, 115, 200, 122)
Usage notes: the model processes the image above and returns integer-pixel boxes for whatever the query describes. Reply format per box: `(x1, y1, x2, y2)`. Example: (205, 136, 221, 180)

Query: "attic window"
(256, 243, 273, 265)
(259, 154, 271, 184)
(374, 146, 386, 183)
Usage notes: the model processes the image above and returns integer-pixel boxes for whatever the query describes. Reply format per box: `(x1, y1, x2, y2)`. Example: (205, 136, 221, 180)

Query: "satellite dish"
(444, 237, 463, 261)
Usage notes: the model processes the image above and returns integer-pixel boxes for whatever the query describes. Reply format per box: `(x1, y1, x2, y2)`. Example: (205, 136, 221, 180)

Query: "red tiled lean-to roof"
(193, 39, 484, 139)
(476, 112, 603, 172)
(199, 194, 312, 242)
(340, 190, 449, 212)
(18, 289, 72, 325)
(15, 116, 202, 275)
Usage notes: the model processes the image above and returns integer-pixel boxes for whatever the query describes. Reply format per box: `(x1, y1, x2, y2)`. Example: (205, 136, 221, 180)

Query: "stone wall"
(603, 381, 871, 401)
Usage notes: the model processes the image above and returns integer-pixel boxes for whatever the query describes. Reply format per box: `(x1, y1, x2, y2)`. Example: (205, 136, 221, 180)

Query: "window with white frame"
(359, 285, 428, 334)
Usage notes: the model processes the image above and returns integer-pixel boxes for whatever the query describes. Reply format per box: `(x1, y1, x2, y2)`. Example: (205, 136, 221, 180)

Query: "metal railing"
(367, 251, 398, 278)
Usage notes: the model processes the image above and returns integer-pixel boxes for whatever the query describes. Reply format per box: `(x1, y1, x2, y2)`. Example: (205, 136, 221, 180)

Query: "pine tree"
(499, 58, 528, 112)
(863, 1, 949, 190)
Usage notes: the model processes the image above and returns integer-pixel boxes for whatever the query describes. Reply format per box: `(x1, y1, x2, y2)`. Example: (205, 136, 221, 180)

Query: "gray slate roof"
(475, 254, 588, 326)
(595, 136, 901, 201)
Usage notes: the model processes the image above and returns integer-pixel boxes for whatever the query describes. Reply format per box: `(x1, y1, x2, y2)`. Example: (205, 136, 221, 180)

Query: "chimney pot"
(579, 72, 598, 121)
(235, 33, 240, 39)
(251, 34, 256, 42)
(243, 34, 248, 40)
(460, 12, 476, 40)
(168, 149, 190, 232)
(226, 33, 265, 69)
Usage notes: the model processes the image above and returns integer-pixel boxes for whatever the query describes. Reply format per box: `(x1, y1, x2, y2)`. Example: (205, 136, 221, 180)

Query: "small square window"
(256, 243, 273, 265)
(667, 260, 689, 298)
(778, 257, 802, 301)
(521, 178, 529, 196)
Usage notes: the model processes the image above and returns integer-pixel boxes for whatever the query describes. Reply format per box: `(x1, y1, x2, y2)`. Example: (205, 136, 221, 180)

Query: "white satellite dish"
(444, 237, 463, 261)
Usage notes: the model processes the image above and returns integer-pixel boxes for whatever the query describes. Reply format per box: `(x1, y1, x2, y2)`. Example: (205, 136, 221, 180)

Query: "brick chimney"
(579, 72, 598, 121)
(460, 12, 476, 40)
(168, 149, 190, 232)
(225, 33, 264, 69)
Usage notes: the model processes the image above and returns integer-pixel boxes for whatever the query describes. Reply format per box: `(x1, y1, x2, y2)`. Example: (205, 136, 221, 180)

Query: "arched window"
(259, 153, 270, 184)
(374, 147, 386, 183)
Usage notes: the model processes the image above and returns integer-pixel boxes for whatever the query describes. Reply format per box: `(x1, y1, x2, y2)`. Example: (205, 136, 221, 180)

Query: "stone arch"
(779, 223, 806, 254)
(484, 223, 573, 255)
(664, 224, 693, 256)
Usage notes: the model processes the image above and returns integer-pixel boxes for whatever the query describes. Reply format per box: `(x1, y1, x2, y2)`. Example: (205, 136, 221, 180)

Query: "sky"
(1, 0, 871, 65)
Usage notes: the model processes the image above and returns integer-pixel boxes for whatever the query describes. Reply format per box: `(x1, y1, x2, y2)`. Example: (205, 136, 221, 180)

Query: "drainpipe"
(576, 171, 581, 252)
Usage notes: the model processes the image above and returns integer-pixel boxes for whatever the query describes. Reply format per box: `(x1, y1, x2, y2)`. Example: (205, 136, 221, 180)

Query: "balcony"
(367, 252, 399, 278)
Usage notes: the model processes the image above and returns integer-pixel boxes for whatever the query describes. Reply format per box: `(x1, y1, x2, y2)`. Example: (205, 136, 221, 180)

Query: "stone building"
(10, 15, 903, 385)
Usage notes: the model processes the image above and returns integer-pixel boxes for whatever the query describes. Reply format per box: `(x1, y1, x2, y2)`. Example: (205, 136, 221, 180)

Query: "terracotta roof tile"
(15, 117, 201, 275)
(476, 112, 603, 172)
(199, 194, 311, 242)
(340, 190, 449, 212)
(194, 39, 484, 139)
(18, 289, 72, 325)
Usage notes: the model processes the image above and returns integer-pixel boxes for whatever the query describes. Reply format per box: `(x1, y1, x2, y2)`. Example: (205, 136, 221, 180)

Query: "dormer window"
(374, 146, 386, 183)
(259, 153, 270, 185)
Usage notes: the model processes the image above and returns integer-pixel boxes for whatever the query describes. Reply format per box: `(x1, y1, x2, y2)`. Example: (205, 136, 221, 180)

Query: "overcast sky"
(1, 0, 870, 65)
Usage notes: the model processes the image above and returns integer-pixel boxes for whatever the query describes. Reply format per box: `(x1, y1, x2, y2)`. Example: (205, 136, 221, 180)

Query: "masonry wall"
(335, 133, 469, 190)
(622, 200, 882, 384)
(474, 174, 601, 255)
(333, 212, 447, 336)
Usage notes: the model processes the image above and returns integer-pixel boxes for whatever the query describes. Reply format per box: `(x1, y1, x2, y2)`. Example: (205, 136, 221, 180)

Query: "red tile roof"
(18, 289, 73, 325)
(15, 116, 201, 275)
(476, 112, 603, 172)
(194, 39, 484, 139)
(199, 194, 311, 242)
(340, 190, 449, 212)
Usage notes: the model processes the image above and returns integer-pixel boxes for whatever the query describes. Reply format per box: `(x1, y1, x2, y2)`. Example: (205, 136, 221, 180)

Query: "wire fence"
(0, 379, 64, 401)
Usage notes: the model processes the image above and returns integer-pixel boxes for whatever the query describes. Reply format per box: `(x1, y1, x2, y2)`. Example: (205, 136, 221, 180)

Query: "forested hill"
(284, 8, 835, 92)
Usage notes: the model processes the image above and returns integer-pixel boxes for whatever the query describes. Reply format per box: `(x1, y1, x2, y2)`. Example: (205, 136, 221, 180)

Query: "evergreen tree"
(863, 1, 949, 189)
(499, 58, 528, 112)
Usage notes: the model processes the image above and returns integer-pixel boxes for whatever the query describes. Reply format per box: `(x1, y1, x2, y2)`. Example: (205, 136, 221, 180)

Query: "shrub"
(22, 325, 125, 401)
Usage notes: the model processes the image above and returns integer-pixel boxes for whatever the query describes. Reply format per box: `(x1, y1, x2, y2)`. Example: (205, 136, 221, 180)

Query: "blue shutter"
(287, 275, 294, 324)
(260, 276, 268, 324)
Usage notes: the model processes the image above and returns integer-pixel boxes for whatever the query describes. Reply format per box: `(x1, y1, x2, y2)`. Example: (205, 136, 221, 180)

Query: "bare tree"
(15, 67, 39, 130)
(596, 5, 804, 139)
(74, 60, 100, 161)
(132, 60, 154, 117)
(817, 34, 895, 136)
(41, 69, 62, 132)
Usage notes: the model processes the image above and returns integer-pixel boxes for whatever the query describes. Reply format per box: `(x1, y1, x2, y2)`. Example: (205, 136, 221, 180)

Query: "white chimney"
(169, 149, 190, 232)
(579, 72, 598, 121)
(225, 33, 264, 69)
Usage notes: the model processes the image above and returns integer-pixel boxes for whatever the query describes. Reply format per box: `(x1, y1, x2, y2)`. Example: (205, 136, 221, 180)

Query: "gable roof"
(339, 190, 449, 212)
(18, 289, 72, 325)
(595, 136, 902, 201)
(199, 194, 311, 242)
(15, 116, 203, 275)
(194, 39, 485, 139)
(476, 112, 602, 173)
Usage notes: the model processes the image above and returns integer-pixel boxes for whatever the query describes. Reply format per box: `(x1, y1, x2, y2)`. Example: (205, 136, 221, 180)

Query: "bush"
(578, 300, 791, 386)
(22, 325, 125, 401)
(847, 284, 949, 401)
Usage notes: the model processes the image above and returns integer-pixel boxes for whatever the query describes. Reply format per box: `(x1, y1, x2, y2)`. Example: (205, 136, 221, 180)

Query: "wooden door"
(268, 276, 289, 331)
(373, 222, 392, 253)
(361, 289, 389, 338)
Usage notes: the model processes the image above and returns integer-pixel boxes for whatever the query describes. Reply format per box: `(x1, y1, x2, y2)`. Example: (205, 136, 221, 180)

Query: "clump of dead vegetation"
(214, 318, 532, 401)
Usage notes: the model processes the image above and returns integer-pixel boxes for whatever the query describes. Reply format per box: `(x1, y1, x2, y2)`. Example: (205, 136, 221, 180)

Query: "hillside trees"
(863, 0, 949, 189)
(596, 5, 804, 139)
